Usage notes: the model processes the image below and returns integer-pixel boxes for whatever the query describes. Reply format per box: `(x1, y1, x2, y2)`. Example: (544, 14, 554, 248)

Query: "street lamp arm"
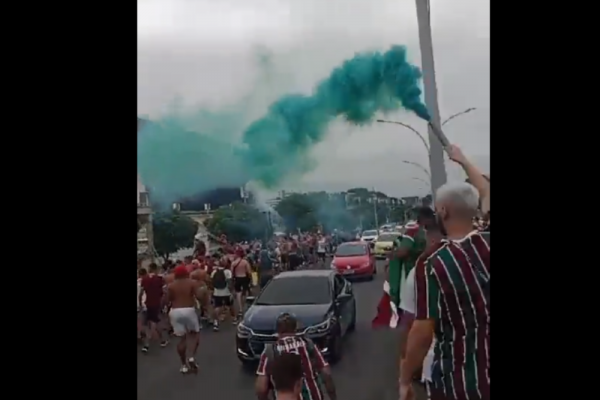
(441, 107, 476, 127)
(411, 176, 429, 185)
(403, 160, 432, 180)
(376, 119, 430, 154)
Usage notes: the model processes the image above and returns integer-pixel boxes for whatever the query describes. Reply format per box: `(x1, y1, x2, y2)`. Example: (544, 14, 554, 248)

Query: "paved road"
(138, 260, 411, 400)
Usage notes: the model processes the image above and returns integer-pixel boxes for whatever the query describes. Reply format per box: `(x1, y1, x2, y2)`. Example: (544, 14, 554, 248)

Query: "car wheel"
(329, 330, 343, 364)
(367, 268, 375, 281)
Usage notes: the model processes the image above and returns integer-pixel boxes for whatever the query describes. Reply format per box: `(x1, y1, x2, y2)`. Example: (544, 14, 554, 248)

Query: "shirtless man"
(162, 265, 176, 334)
(167, 265, 202, 373)
(231, 249, 252, 318)
(280, 240, 290, 271)
(190, 263, 212, 326)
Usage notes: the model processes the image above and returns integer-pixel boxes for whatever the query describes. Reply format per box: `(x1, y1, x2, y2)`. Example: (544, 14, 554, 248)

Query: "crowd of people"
(136, 232, 338, 371)
(249, 146, 490, 400)
(372, 144, 490, 400)
(137, 144, 490, 400)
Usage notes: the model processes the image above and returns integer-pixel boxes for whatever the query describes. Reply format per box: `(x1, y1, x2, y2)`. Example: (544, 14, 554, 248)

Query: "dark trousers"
(259, 272, 273, 288)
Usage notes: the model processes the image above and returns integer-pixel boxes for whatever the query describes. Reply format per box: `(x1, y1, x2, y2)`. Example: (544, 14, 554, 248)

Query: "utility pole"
(372, 188, 379, 229)
(415, 0, 448, 197)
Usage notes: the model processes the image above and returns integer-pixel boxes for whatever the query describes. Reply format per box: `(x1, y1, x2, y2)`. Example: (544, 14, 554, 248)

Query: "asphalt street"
(137, 260, 422, 400)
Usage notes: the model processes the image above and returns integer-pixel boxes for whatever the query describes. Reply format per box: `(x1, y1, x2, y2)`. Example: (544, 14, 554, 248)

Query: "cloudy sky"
(138, 0, 489, 198)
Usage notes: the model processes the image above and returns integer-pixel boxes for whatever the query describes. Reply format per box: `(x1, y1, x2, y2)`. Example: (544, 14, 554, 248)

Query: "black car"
(236, 270, 356, 366)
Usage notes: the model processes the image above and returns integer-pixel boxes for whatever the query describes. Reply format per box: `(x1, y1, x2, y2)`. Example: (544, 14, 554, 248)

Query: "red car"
(331, 241, 377, 280)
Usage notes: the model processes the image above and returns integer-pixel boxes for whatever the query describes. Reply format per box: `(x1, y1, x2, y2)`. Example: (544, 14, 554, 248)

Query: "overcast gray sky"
(138, 0, 489, 198)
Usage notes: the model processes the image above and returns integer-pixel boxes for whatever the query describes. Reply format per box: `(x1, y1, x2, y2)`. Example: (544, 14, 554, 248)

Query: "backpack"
(212, 268, 227, 290)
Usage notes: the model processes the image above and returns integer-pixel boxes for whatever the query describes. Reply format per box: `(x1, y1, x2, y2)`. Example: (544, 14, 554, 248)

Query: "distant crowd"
(136, 144, 490, 400)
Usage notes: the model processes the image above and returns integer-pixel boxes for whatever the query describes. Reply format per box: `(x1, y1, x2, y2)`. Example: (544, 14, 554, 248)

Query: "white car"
(360, 229, 379, 243)
(379, 223, 396, 233)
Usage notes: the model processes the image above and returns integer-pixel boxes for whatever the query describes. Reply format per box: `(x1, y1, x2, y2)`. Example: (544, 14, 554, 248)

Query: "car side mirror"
(337, 292, 351, 300)
(345, 282, 353, 294)
(245, 296, 256, 306)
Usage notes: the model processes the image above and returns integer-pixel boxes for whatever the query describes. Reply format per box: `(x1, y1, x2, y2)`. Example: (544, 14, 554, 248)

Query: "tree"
(204, 202, 268, 243)
(275, 193, 318, 233)
(276, 193, 357, 233)
(389, 203, 409, 224)
(153, 212, 199, 259)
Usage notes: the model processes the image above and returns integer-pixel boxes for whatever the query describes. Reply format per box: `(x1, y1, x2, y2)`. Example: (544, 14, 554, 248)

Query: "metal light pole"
(261, 211, 272, 243)
(371, 188, 379, 229)
(402, 160, 431, 181)
(376, 107, 476, 156)
(442, 108, 477, 127)
(412, 176, 429, 186)
(415, 0, 446, 197)
(376, 119, 430, 154)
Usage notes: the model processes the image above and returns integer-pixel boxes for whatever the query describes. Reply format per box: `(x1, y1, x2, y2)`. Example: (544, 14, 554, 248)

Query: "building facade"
(137, 119, 154, 259)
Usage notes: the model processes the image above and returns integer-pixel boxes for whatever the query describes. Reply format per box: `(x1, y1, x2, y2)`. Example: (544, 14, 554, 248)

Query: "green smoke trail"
(138, 45, 428, 206)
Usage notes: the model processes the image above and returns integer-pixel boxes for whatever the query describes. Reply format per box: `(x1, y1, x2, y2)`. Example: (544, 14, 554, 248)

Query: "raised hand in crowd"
(446, 144, 490, 214)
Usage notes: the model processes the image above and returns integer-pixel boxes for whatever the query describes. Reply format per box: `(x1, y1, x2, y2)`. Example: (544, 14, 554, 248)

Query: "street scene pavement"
(137, 260, 416, 400)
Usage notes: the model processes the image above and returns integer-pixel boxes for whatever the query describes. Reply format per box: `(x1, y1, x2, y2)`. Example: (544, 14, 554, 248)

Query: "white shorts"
(168, 307, 200, 336)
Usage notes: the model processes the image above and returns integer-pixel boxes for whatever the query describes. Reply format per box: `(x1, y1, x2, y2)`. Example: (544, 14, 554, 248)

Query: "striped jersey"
(256, 336, 328, 400)
(415, 231, 490, 400)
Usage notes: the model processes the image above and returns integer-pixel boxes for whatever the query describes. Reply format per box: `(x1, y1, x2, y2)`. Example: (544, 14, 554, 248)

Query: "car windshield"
(335, 244, 367, 257)
(255, 276, 331, 305)
(362, 230, 377, 237)
(377, 234, 399, 242)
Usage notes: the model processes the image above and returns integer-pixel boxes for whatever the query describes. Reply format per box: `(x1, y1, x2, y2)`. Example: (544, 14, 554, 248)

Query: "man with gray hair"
(400, 180, 490, 400)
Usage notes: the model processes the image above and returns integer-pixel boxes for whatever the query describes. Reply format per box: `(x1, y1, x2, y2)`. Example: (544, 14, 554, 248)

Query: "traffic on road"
(138, 259, 403, 400)
(137, 144, 491, 400)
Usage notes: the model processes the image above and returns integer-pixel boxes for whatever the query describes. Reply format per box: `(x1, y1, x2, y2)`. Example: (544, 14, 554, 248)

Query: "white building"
(137, 175, 150, 208)
(137, 119, 154, 259)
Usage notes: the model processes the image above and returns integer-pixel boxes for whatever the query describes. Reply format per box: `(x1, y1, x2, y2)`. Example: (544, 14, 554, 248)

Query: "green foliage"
(205, 202, 269, 243)
(275, 193, 319, 233)
(153, 212, 198, 258)
(389, 205, 408, 224)
(275, 190, 408, 233)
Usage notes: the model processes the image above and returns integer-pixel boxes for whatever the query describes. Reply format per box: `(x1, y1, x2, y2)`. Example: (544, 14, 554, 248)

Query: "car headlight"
(237, 323, 253, 338)
(302, 317, 334, 335)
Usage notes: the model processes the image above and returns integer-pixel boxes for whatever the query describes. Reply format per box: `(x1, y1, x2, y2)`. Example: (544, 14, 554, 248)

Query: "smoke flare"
(138, 45, 429, 206)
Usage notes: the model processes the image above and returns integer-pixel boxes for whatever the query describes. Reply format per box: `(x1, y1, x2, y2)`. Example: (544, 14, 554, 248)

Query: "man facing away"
(269, 353, 304, 400)
(231, 249, 252, 318)
(255, 313, 337, 400)
(400, 181, 490, 400)
(167, 265, 202, 374)
(138, 263, 169, 352)
(257, 244, 276, 289)
(210, 259, 236, 331)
